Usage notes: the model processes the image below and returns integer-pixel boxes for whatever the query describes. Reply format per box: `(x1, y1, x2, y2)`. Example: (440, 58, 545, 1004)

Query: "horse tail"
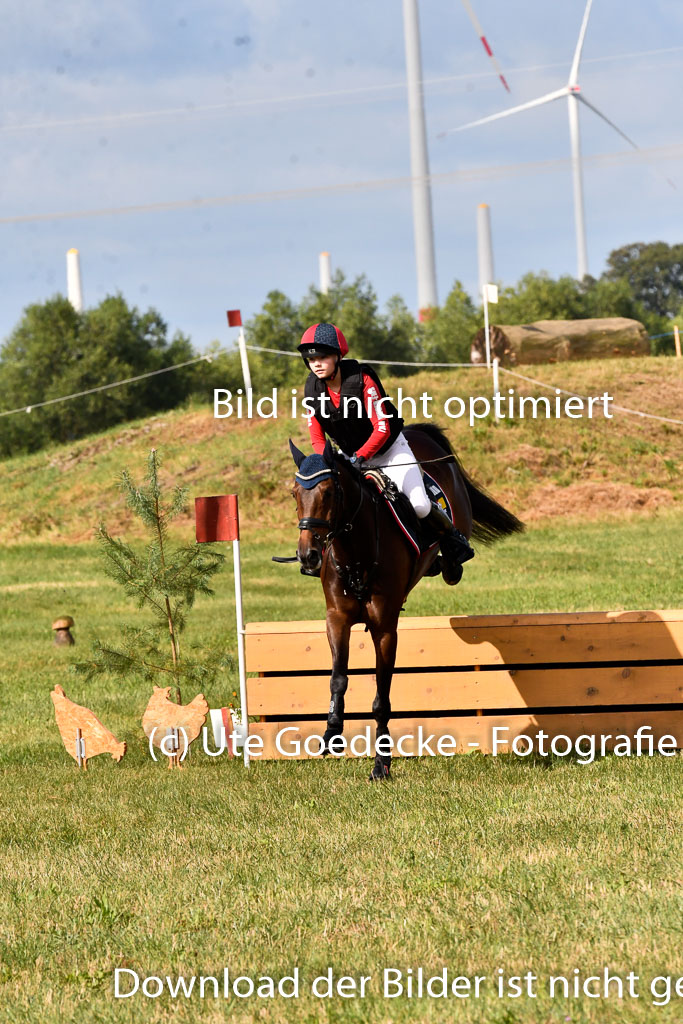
(410, 422, 525, 545)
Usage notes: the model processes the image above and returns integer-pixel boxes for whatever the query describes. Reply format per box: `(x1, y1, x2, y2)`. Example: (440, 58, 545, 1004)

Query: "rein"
(297, 462, 380, 601)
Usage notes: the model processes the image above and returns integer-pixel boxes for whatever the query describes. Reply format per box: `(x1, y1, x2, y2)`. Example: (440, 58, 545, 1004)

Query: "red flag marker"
(195, 495, 240, 543)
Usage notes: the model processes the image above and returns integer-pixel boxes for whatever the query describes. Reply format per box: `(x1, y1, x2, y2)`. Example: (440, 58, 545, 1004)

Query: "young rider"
(298, 321, 474, 576)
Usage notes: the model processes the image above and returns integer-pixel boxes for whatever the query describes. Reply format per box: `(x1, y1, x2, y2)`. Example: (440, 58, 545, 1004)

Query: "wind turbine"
(440, 0, 642, 280)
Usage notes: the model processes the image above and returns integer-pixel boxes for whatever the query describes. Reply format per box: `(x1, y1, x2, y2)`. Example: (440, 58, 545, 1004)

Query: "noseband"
(297, 465, 362, 543)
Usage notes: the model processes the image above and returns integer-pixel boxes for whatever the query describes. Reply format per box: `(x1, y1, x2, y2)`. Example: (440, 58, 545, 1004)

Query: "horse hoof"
(442, 563, 463, 586)
(368, 757, 391, 782)
(321, 727, 343, 756)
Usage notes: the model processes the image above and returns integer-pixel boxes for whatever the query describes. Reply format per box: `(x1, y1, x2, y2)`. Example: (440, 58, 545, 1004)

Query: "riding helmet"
(298, 322, 349, 361)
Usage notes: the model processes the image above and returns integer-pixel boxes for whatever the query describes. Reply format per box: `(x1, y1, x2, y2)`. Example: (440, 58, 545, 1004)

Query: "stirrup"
(442, 529, 475, 566)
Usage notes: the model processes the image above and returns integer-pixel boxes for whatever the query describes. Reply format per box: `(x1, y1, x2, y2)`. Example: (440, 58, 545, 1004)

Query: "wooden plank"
(246, 664, 683, 716)
(246, 610, 683, 634)
(246, 615, 683, 673)
(249, 710, 683, 760)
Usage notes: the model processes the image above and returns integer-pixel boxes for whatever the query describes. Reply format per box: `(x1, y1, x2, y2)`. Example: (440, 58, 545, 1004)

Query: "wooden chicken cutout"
(51, 684, 126, 767)
(142, 687, 208, 765)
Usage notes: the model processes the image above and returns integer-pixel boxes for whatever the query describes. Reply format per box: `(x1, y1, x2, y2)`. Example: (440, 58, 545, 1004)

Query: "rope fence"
(0, 344, 681, 427)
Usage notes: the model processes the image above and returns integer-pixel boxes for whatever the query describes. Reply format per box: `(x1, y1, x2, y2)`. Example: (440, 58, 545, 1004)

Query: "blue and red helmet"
(298, 322, 348, 360)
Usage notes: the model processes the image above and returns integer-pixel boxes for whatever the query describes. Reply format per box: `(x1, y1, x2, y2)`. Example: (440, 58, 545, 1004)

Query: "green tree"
(494, 272, 586, 324)
(299, 270, 386, 361)
(421, 280, 481, 363)
(76, 450, 227, 702)
(0, 294, 196, 456)
(245, 289, 303, 390)
(580, 275, 667, 339)
(604, 241, 683, 320)
(382, 294, 420, 375)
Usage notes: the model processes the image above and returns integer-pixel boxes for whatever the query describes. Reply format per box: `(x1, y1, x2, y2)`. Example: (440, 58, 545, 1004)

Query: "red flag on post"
(227, 310, 242, 327)
(195, 495, 240, 543)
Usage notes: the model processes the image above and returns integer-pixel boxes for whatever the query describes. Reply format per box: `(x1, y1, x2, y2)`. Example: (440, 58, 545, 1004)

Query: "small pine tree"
(76, 449, 227, 702)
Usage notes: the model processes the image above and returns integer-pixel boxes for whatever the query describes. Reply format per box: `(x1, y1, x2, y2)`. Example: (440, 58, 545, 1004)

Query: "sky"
(1, 0, 682, 353)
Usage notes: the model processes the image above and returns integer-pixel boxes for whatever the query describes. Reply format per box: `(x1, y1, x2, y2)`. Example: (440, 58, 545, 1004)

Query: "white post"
(237, 326, 252, 394)
(66, 248, 83, 311)
(233, 536, 249, 767)
(492, 357, 500, 419)
(319, 251, 332, 294)
(674, 324, 681, 359)
(477, 204, 494, 297)
(403, 0, 438, 318)
(482, 287, 491, 369)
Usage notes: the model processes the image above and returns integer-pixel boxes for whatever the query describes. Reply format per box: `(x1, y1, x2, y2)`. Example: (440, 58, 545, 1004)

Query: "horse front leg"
(369, 627, 397, 781)
(322, 610, 352, 753)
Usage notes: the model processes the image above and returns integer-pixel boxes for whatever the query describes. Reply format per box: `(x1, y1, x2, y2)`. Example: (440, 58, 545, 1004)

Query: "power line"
(2, 345, 680, 427)
(0, 354, 211, 418)
(2, 46, 681, 134)
(499, 366, 683, 426)
(246, 344, 481, 367)
(2, 142, 681, 226)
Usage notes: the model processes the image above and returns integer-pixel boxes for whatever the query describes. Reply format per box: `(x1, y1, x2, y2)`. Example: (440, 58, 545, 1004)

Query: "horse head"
(289, 439, 342, 575)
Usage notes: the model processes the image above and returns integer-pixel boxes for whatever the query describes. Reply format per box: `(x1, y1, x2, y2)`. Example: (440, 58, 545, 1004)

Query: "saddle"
(362, 468, 454, 558)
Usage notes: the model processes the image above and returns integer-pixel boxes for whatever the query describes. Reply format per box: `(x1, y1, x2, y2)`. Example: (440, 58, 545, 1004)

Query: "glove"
(349, 453, 365, 467)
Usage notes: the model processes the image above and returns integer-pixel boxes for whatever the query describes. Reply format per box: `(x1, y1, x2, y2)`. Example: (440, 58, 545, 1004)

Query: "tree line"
(0, 240, 680, 456)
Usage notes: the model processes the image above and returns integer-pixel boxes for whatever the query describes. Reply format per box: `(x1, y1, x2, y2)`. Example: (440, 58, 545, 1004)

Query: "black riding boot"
(424, 502, 475, 572)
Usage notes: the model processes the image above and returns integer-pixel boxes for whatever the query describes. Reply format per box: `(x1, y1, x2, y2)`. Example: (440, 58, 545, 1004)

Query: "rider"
(298, 321, 474, 575)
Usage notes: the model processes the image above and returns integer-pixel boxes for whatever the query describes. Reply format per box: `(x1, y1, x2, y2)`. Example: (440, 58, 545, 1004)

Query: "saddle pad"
(365, 471, 454, 555)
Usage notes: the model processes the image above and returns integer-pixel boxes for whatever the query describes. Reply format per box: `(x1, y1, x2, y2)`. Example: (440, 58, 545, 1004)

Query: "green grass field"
(1, 362, 682, 1022)
(1, 516, 682, 1023)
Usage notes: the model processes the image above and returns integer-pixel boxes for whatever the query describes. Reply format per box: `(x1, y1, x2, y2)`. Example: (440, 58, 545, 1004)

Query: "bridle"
(297, 460, 380, 599)
(297, 460, 363, 544)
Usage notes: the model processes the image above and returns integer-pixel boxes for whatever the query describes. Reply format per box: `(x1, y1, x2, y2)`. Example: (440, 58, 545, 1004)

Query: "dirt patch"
(507, 444, 562, 473)
(523, 482, 676, 521)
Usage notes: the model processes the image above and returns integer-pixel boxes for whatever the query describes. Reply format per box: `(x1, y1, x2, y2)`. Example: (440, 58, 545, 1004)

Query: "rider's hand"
(349, 453, 365, 468)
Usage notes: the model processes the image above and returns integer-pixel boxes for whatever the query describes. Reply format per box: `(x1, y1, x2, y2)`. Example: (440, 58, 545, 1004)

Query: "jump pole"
(195, 494, 250, 766)
(674, 325, 681, 359)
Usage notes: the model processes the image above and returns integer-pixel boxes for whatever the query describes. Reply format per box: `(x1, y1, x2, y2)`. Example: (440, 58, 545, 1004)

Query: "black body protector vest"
(304, 359, 404, 458)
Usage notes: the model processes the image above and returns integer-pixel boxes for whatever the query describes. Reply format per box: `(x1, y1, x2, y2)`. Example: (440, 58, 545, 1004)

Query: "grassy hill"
(0, 356, 681, 545)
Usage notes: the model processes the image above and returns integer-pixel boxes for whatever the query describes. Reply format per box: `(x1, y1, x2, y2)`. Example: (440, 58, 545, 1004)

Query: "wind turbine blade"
(575, 92, 640, 150)
(437, 87, 569, 138)
(569, 0, 594, 86)
(575, 92, 677, 191)
(459, 0, 511, 92)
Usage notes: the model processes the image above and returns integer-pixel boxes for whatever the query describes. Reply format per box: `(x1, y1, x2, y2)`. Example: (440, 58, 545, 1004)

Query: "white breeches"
(363, 432, 432, 518)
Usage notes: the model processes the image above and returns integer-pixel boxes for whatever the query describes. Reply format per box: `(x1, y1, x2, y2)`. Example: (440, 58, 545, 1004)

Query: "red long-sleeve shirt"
(307, 373, 391, 459)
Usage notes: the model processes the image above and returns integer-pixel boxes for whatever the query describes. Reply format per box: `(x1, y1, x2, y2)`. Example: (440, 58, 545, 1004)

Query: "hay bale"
(470, 317, 650, 366)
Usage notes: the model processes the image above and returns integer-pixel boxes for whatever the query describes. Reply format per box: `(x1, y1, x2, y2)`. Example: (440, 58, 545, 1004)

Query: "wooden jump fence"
(244, 610, 683, 759)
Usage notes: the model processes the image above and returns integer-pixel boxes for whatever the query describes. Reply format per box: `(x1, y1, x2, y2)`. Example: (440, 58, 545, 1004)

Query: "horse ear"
(289, 439, 306, 468)
(322, 439, 336, 466)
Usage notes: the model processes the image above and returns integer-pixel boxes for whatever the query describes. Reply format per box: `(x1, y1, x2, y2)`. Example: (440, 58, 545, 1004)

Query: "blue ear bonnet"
(295, 453, 335, 489)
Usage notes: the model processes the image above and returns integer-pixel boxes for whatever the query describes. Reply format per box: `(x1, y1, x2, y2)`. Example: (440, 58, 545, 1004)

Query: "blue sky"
(1, 0, 682, 352)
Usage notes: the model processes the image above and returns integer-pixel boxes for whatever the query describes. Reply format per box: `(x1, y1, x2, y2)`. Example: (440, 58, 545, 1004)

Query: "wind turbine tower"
(402, 0, 438, 318)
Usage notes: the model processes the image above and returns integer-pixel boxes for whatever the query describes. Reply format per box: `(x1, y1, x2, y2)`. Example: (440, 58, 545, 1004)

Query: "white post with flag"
(227, 309, 251, 394)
